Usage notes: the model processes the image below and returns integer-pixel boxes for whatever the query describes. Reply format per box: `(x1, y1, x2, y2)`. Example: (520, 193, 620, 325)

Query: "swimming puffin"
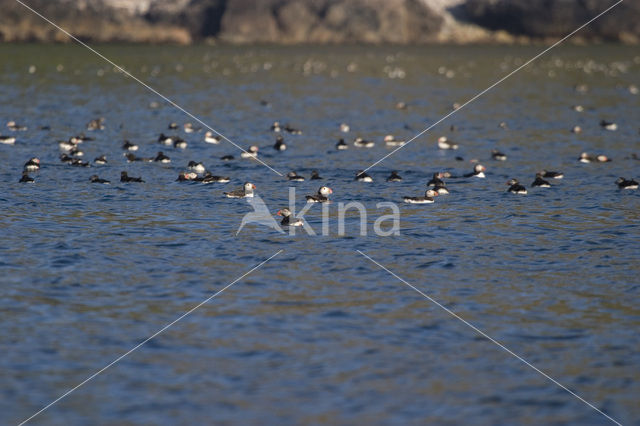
(306, 186, 332, 203)
(355, 170, 373, 182)
(464, 164, 486, 178)
(0, 135, 16, 145)
(284, 124, 302, 134)
(491, 149, 507, 161)
(531, 173, 551, 188)
(7, 121, 27, 131)
(177, 172, 198, 182)
(24, 157, 40, 171)
(187, 161, 205, 173)
(184, 122, 200, 133)
(384, 135, 405, 147)
(427, 172, 444, 187)
(277, 208, 303, 227)
(173, 137, 188, 149)
(434, 182, 449, 195)
(204, 131, 221, 144)
(386, 171, 403, 182)
(274, 135, 286, 151)
(154, 152, 171, 163)
(287, 171, 305, 181)
(404, 189, 439, 204)
(579, 152, 611, 163)
(120, 171, 144, 182)
(310, 170, 323, 180)
(437, 136, 458, 150)
(158, 133, 174, 145)
(90, 175, 110, 184)
(507, 178, 527, 194)
(122, 140, 139, 151)
(600, 120, 618, 131)
(616, 177, 638, 189)
(539, 170, 564, 179)
(354, 137, 375, 148)
(200, 172, 230, 184)
(224, 182, 256, 198)
(241, 145, 259, 159)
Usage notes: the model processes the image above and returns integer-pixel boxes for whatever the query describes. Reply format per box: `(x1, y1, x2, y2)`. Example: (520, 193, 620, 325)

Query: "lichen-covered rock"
(218, 0, 443, 43)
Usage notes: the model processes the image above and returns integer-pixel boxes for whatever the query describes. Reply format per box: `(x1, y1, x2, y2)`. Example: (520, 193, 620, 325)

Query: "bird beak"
(252, 184, 256, 189)
(329, 188, 333, 194)
(276, 210, 282, 216)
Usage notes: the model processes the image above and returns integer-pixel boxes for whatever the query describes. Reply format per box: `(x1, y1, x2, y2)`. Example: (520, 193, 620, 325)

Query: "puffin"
(120, 171, 144, 182)
(579, 152, 611, 163)
(187, 161, 206, 173)
(427, 172, 444, 187)
(491, 149, 507, 161)
(310, 170, 323, 180)
(122, 140, 139, 151)
(404, 189, 439, 204)
(24, 157, 40, 171)
(384, 135, 405, 147)
(386, 171, 403, 182)
(224, 182, 256, 198)
(274, 135, 286, 151)
(463, 164, 486, 178)
(306, 186, 332, 203)
(354, 137, 375, 148)
(437, 136, 458, 150)
(177, 172, 198, 182)
(616, 177, 638, 189)
(539, 170, 564, 179)
(507, 178, 527, 194)
(531, 173, 551, 188)
(154, 152, 171, 163)
(204, 131, 221, 144)
(200, 172, 230, 184)
(277, 208, 303, 227)
(90, 175, 110, 184)
(287, 171, 305, 181)
(355, 170, 373, 182)
(241, 145, 259, 159)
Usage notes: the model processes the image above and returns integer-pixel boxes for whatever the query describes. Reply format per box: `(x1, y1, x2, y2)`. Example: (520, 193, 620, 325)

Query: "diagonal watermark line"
(19, 249, 283, 425)
(362, 0, 624, 173)
(14, 0, 284, 177)
(356, 250, 621, 426)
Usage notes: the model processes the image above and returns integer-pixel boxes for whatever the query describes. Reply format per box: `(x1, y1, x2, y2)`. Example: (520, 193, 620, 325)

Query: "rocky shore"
(1, 0, 638, 44)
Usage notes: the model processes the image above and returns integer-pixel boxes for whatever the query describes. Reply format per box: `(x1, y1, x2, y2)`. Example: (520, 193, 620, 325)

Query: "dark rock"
(464, 0, 640, 42)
